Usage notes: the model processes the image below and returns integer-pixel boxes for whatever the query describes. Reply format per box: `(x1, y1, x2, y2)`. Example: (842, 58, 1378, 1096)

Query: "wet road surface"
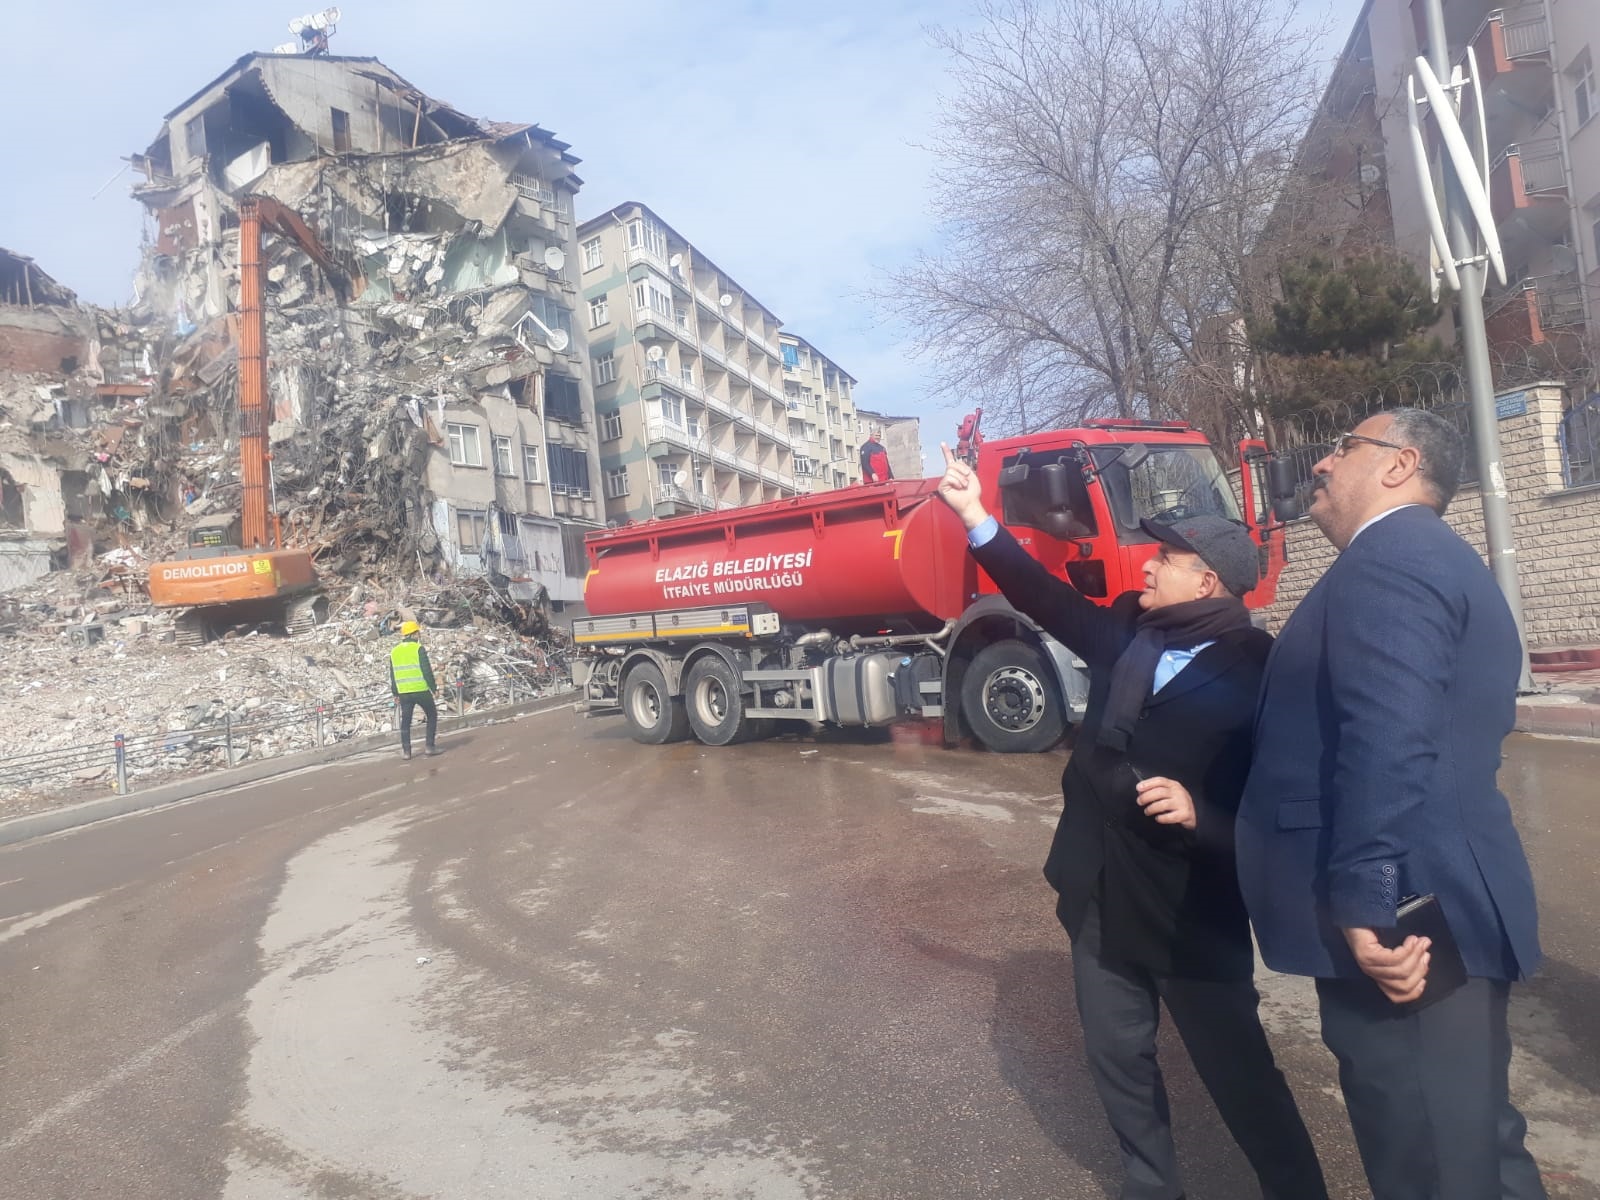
(0, 709, 1596, 1198)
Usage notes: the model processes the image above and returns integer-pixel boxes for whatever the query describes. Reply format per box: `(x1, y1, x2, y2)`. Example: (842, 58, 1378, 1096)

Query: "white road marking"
(0, 1007, 227, 1154)
(0, 895, 102, 945)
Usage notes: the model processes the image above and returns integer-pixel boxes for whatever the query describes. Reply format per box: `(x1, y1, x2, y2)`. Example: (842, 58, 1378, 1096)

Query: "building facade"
(577, 204, 798, 523)
(779, 333, 863, 491)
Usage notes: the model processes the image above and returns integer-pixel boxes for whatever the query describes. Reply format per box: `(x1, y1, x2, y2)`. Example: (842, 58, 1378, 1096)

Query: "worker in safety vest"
(389, 620, 440, 759)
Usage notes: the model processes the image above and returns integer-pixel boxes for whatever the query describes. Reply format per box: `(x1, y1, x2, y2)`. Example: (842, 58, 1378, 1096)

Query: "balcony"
(643, 364, 704, 402)
(1485, 277, 1587, 352)
(1471, 6, 1549, 90)
(1489, 140, 1568, 229)
(625, 243, 672, 276)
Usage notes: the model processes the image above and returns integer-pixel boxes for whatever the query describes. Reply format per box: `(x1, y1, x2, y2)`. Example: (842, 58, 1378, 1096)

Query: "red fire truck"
(572, 416, 1294, 753)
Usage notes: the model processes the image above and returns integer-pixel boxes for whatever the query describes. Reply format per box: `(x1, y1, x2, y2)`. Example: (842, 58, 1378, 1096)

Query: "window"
(601, 410, 623, 441)
(522, 444, 542, 482)
(1573, 53, 1596, 127)
(446, 422, 482, 467)
(184, 114, 206, 161)
(593, 352, 616, 385)
(581, 236, 604, 271)
(626, 215, 669, 260)
(549, 445, 592, 496)
(782, 343, 800, 369)
(330, 108, 351, 153)
(658, 461, 679, 489)
(588, 295, 609, 328)
(681, 363, 695, 388)
(659, 393, 683, 425)
(545, 373, 583, 424)
(530, 295, 572, 338)
(632, 273, 674, 318)
(604, 467, 630, 498)
(456, 508, 487, 552)
(492, 435, 515, 476)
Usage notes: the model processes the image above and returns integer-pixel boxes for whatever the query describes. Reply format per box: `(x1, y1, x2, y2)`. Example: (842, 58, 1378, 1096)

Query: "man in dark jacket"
(1239, 409, 1544, 1200)
(937, 444, 1325, 1200)
(860, 430, 893, 483)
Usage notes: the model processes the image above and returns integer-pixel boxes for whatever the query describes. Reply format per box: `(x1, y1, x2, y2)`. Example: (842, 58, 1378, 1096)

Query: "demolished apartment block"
(123, 52, 603, 610)
(0, 249, 161, 592)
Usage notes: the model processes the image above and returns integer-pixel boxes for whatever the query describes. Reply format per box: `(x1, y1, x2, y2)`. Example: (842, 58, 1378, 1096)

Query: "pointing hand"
(936, 442, 989, 531)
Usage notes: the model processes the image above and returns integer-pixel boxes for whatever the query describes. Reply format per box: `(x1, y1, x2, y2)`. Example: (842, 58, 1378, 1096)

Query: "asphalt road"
(1, 710, 1596, 1199)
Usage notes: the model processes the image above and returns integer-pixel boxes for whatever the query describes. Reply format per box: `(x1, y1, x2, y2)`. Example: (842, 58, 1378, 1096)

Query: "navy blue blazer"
(1237, 505, 1541, 980)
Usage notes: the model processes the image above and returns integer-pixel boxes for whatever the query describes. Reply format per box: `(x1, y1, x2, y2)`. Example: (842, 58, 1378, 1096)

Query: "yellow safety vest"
(390, 641, 430, 693)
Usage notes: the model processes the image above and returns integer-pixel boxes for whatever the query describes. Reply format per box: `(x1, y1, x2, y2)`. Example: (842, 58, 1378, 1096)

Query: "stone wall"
(1256, 384, 1600, 649)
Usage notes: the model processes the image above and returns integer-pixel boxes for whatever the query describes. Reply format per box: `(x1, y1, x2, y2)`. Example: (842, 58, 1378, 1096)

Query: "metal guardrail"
(1, 676, 571, 797)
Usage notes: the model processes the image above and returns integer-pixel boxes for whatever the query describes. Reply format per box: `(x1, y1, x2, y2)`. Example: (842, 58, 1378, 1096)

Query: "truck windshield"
(1091, 445, 1242, 533)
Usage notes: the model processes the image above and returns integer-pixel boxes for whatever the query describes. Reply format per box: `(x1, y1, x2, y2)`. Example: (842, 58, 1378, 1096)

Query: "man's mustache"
(1310, 476, 1329, 492)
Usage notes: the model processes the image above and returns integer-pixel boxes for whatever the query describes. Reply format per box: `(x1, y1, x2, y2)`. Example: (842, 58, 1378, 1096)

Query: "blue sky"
(0, 0, 1362, 470)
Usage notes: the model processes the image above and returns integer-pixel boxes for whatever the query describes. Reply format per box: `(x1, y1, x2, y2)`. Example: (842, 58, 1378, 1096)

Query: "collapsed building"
(54, 51, 604, 611)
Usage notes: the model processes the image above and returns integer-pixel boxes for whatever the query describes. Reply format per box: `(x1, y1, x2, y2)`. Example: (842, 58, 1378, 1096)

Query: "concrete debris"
(0, 569, 572, 813)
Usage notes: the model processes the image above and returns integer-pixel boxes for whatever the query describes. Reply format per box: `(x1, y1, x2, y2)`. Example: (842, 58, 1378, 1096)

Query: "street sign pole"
(1419, 0, 1533, 690)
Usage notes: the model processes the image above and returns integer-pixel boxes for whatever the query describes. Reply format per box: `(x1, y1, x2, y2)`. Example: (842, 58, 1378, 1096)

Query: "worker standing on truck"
(860, 429, 892, 483)
(935, 444, 1327, 1200)
(390, 620, 440, 760)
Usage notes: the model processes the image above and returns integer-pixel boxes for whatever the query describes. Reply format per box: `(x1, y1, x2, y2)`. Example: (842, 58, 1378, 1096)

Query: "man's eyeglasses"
(1332, 432, 1403, 458)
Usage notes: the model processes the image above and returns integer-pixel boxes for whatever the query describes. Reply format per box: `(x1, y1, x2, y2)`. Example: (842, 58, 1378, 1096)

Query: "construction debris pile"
(1, 568, 572, 813)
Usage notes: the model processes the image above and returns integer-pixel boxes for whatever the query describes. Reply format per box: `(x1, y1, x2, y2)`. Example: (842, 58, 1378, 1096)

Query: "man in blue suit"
(1239, 408, 1545, 1200)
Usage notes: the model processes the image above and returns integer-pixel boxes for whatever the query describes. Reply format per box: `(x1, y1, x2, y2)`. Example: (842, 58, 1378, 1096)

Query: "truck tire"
(684, 656, 753, 747)
(961, 639, 1067, 754)
(622, 662, 691, 745)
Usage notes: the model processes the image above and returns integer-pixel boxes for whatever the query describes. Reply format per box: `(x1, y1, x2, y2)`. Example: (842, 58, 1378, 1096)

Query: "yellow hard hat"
(400, 620, 421, 636)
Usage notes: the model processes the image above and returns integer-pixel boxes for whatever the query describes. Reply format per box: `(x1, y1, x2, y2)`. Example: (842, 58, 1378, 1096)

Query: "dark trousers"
(1071, 902, 1327, 1200)
(397, 692, 437, 754)
(1317, 975, 1546, 1200)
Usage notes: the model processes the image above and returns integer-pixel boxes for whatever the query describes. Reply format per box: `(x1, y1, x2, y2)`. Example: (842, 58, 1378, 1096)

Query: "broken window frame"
(604, 467, 631, 499)
(581, 236, 604, 272)
(492, 435, 516, 477)
(530, 295, 573, 338)
(331, 107, 352, 153)
(544, 373, 584, 425)
(593, 352, 617, 386)
(588, 295, 609, 328)
(457, 508, 488, 552)
(446, 422, 484, 468)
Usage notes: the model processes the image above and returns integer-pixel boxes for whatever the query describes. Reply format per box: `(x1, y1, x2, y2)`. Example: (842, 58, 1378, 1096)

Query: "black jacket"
(973, 527, 1270, 980)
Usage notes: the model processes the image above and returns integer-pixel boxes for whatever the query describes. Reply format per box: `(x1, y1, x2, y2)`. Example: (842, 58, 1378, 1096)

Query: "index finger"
(941, 442, 957, 467)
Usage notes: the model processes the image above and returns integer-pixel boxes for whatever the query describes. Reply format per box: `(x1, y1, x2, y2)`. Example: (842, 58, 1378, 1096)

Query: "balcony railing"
(644, 364, 704, 401)
(1471, 6, 1550, 87)
(1535, 277, 1585, 329)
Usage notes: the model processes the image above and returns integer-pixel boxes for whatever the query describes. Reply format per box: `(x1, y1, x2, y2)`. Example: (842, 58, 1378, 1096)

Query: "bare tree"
(890, 0, 1323, 434)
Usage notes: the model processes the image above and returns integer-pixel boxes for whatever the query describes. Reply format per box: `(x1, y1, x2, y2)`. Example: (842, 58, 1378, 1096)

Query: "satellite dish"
(669, 253, 683, 269)
(673, 470, 688, 487)
(515, 311, 569, 354)
(646, 345, 664, 362)
(543, 245, 566, 272)
(271, 40, 300, 53)
(719, 294, 733, 308)
(1551, 244, 1580, 275)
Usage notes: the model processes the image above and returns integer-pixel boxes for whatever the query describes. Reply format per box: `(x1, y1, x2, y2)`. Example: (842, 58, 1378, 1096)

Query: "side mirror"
(997, 462, 1030, 489)
(1266, 458, 1298, 502)
(1119, 443, 1151, 471)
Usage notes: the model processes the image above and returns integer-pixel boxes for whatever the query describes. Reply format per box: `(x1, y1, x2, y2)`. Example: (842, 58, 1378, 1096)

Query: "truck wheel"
(961, 639, 1067, 754)
(684, 656, 753, 747)
(622, 662, 690, 745)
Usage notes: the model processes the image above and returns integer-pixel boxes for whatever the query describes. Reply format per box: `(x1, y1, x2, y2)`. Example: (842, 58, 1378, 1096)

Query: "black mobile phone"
(1378, 893, 1468, 1011)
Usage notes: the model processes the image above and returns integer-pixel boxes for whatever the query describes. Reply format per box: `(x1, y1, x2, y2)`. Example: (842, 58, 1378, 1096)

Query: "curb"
(0, 692, 579, 848)
(1516, 699, 1600, 740)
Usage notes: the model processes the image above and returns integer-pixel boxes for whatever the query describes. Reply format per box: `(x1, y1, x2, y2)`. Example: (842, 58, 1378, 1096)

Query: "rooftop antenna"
(277, 7, 341, 56)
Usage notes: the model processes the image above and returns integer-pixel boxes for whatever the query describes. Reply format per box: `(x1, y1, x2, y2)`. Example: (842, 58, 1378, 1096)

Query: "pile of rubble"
(1, 567, 572, 814)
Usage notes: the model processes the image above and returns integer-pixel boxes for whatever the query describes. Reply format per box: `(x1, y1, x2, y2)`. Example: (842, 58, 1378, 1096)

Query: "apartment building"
(576, 204, 797, 523)
(1306, 0, 1599, 364)
(779, 333, 863, 491)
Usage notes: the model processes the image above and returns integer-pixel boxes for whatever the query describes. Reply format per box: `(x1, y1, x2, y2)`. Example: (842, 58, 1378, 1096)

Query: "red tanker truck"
(571, 416, 1297, 753)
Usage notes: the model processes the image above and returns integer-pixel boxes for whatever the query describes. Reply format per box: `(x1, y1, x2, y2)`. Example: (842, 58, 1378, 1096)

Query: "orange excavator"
(148, 196, 347, 644)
